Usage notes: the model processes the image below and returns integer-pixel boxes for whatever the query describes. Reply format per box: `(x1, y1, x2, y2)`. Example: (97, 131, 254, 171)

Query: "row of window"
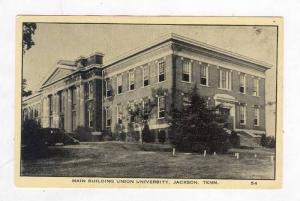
(239, 105, 260, 126)
(105, 96, 166, 129)
(106, 61, 166, 97)
(105, 59, 260, 98)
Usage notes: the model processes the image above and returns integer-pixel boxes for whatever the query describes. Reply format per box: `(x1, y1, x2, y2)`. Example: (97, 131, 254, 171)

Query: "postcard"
(15, 16, 283, 188)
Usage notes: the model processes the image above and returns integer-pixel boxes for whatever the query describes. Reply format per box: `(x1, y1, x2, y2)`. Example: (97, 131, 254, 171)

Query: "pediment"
(42, 67, 75, 87)
(213, 93, 238, 103)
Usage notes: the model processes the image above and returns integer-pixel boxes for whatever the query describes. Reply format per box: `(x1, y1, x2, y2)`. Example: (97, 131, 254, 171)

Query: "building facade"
(23, 33, 271, 138)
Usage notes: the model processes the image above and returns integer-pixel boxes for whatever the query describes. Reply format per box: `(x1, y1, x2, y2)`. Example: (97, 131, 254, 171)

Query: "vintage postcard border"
(15, 16, 283, 188)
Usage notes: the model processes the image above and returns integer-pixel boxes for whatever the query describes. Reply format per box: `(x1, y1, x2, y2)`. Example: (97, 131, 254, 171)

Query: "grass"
(21, 141, 275, 179)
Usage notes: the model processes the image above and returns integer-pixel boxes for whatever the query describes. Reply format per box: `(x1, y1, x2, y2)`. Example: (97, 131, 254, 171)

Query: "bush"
(132, 131, 140, 142)
(22, 119, 47, 159)
(158, 130, 166, 144)
(261, 134, 276, 148)
(73, 126, 92, 141)
(142, 124, 155, 143)
(206, 122, 230, 154)
(229, 131, 240, 148)
(174, 122, 230, 154)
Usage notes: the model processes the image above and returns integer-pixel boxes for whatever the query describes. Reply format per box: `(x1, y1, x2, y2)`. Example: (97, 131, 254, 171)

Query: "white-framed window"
(128, 101, 135, 123)
(239, 73, 246, 94)
(106, 79, 112, 97)
(158, 96, 166, 119)
(59, 92, 64, 113)
(182, 93, 191, 107)
(88, 81, 93, 99)
(117, 105, 122, 124)
(200, 62, 208, 86)
(182, 60, 192, 82)
(71, 88, 77, 110)
(143, 65, 150, 87)
(142, 98, 151, 118)
(218, 68, 232, 90)
(239, 105, 246, 125)
(129, 70, 135, 90)
(88, 108, 94, 128)
(71, 111, 76, 131)
(117, 74, 123, 94)
(158, 61, 166, 82)
(253, 78, 259, 96)
(105, 107, 111, 129)
(254, 107, 259, 126)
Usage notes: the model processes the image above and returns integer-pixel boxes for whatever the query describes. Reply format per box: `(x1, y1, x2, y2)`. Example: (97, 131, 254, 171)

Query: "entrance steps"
(234, 129, 265, 148)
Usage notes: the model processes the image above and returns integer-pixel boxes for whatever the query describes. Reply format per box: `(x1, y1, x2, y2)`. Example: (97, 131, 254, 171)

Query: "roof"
(104, 33, 272, 69)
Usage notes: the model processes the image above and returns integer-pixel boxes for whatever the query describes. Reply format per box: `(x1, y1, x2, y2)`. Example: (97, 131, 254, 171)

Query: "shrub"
(229, 131, 240, 148)
(206, 122, 230, 154)
(22, 119, 47, 159)
(261, 134, 276, 148)
(73, 126, 92, 141)
(158, 130, 166, 144)
(174, 122, 230, 154)
(132, 131, 140, 142)
(100, 129, 113, 141)
(142, 124, 155, 143)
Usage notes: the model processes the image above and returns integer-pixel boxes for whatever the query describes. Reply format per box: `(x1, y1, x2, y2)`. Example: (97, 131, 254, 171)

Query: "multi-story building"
(22, 33, 271, 139)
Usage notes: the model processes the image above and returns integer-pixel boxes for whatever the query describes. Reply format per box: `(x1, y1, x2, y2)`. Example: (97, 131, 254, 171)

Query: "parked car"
(38, 128, 79, 146)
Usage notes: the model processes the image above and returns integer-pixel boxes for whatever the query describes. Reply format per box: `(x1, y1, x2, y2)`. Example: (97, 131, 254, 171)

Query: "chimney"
(87, 52, 104, 65)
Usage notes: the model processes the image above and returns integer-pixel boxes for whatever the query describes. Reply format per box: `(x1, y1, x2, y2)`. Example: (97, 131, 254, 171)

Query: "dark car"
(38, 128, 79, 146)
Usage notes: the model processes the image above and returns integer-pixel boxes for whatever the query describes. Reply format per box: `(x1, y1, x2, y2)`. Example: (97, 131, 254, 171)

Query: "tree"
(127, 87, 167, 143)
(22, 23, 36, 97)
(22, 79, 32, 97)
(171, 85, 229, 153)
(23, 23, 37, 53)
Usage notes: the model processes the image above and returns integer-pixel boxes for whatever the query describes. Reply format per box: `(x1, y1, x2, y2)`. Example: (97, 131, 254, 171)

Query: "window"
(142, 98, 151, 119)
(182, 93, 191, 107)
(128, 101, 135, 122)
(253, 78, 259, 96)
(182, 60, 192, 82)
(117, 105, 123, 124)
(59, 92, 64, 113)
(48, 95, 53, 115)
(34, 108, 39, 118)
(218, 68, 232, 90)
(71, 88, 76, 110)
(158, 61, 165, 82)
(200, 63, 208, 85)
(72, 111, 76, 131)
(240, 73, 246, 93)
(49, 117, 53, 128)
(254, 107, 259, 126)
(88, 81, 93, 99)
(239, 105, 246, 125)
(117, 74, 123, 94)
(105, 107, 111, 129)
(143, 65, 150, 87)
(158, 96, 166, 119)
(106, 79, 112, 97)
(88, 108, 94, 128)
(129, 70, 135, 90)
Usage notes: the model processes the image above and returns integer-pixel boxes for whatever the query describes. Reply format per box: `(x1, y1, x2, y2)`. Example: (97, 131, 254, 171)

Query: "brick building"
(22, 33, 271, 138)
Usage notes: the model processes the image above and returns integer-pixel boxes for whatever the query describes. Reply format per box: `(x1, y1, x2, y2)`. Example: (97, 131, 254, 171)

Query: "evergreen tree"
(171, 85, 229, 153)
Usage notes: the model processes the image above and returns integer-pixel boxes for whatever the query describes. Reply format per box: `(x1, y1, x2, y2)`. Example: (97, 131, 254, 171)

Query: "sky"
(23, 23, 278, 135)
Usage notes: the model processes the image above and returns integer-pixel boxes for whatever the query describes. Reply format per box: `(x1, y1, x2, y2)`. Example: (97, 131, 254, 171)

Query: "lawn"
(21, 141, 275, 179)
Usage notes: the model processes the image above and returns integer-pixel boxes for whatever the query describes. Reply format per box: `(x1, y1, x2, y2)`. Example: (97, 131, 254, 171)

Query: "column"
(43, 96, 49, 128)
(66, 88, 72, 132)
(54, 93, 59, 128)
(78, 84, 85, 127)
(63, 89, 68, 131)
(76, 86, 80, 128)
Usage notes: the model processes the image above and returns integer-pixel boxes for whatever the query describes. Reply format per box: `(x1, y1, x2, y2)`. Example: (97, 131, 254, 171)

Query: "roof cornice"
(103, 33, 272, 70)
